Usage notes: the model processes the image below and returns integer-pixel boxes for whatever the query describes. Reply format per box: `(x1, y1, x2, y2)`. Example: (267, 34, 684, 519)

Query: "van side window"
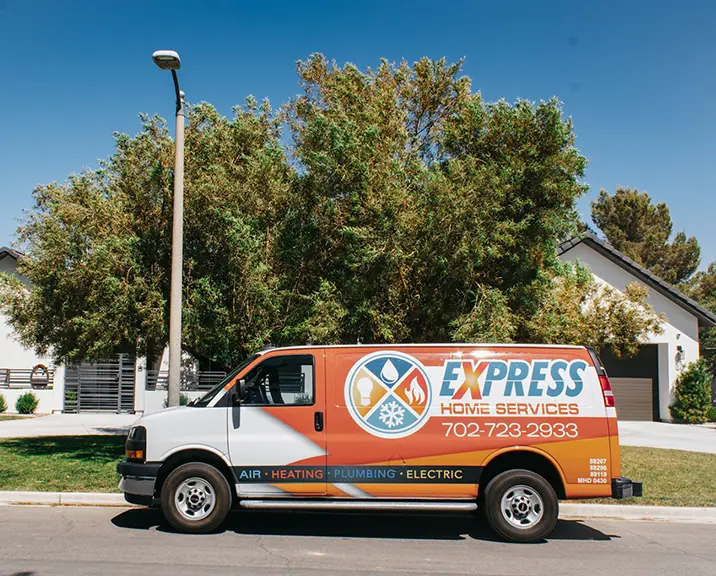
(242, 354, 314, 406)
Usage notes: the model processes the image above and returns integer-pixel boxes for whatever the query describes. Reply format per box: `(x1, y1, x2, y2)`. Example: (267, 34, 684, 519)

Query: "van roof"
(258, 343, 586, 354)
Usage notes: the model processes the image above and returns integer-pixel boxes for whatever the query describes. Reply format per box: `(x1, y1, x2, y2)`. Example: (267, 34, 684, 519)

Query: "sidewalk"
(0, 413, 138, 438)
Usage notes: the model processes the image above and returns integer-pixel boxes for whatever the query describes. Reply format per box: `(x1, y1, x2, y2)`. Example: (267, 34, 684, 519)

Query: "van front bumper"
(611, 476, 643, 499)
(117, 461, 162, 505)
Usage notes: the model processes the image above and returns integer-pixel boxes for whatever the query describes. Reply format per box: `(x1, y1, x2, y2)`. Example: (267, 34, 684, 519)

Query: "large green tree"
(0, 100, 291, 368)
(591, 187, 701, 284)
(0, 55, 662, 368)
(281, 55, 591, 345)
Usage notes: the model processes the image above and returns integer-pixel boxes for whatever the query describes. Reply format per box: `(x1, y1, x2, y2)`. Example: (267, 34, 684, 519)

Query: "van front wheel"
(483, 469, 558, 543)
(161, 462, 231, 533)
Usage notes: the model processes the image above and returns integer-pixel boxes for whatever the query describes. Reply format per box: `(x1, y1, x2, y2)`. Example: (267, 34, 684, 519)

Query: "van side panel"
(325, 345, 613, 500)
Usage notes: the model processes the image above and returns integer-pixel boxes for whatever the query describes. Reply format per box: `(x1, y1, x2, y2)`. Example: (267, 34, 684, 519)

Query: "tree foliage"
(683, 262, 716, 372)
(0, 55, 663, 369)
(526, 263, 663, 358)
(591, 187, 701, 284)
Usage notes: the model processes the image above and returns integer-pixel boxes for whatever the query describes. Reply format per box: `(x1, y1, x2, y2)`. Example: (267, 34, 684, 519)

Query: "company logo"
(345, 351, 432, 439)
(439, 359, 587, 399)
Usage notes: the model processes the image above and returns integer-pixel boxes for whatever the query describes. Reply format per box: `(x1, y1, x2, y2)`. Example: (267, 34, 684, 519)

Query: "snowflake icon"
(378, 401, 405, 428)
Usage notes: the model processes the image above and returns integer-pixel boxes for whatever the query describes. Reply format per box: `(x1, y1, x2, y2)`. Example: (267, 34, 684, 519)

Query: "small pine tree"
(15, 391, 39, 415)
(670, 360, 712, 424)
(0, 393, 7, 413)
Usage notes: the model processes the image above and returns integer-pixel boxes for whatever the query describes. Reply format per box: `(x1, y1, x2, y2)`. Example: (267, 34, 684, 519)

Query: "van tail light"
(586, 347, 615, 409)
(599, 375, 615, 408)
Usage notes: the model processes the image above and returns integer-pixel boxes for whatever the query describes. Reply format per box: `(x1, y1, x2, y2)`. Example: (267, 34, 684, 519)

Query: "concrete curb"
(0, 491, 127, 507)
(560, 503, 716, 524)
(1, 491, 715, 524)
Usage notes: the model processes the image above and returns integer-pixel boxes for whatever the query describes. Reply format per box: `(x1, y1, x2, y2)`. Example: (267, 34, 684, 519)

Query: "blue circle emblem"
(345, 351, 433, 439)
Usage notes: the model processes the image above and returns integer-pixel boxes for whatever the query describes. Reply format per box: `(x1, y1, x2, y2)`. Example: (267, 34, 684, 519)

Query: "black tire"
(482, 469, 558, 543)
(160, 462, 231, 534)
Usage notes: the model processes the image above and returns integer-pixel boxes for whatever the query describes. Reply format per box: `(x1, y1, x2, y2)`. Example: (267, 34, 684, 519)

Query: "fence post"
(51, 364, 66, 414)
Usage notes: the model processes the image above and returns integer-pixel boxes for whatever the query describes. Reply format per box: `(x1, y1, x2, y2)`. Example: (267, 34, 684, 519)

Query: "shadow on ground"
(0, 435, 125, 462)
(111, 508, 618, 543)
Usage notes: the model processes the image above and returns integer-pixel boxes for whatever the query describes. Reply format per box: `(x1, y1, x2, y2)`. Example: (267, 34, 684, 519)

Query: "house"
(558, 233, 716, 421)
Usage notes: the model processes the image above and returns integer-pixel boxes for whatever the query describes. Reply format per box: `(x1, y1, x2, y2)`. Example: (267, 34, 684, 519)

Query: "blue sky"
(1, 0, 714, 267)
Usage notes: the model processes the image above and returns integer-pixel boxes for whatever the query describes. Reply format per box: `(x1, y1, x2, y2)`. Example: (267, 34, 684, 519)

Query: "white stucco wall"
(0, 316, 55, 370)
(560, 243, 700, 420)
(0, 388, 54, 414)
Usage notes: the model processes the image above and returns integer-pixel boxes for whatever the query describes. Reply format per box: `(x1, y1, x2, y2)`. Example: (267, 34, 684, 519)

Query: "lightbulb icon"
(357, 377, 374, 406)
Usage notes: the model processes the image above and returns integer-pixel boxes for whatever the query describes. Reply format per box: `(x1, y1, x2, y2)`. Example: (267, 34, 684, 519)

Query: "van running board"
(239, 500, 477, 512)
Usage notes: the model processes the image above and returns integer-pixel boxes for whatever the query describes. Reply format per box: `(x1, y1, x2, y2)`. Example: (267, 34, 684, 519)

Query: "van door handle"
(314, 411, 324, 432)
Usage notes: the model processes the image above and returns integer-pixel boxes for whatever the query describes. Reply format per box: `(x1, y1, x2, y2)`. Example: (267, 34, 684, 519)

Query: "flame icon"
(405, 377, 426, 405)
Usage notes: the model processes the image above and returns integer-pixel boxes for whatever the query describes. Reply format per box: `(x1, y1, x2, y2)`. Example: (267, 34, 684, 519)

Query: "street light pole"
(153, 50, 184, 408)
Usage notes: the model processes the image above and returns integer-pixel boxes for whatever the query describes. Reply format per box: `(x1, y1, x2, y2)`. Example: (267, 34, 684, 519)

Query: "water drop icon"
(381, 360, 399, 383)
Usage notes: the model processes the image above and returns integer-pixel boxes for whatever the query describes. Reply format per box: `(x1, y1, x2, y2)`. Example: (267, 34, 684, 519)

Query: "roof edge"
(558, 233, 716, 328)
(0, 246, 22, 261)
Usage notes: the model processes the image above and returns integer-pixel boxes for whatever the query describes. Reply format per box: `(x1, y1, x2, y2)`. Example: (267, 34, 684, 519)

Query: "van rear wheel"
(161, 462, 231, 533)
(483, 469, 558, 543)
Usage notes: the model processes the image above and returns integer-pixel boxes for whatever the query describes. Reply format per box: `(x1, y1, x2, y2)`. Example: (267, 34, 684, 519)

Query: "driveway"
(618, 420, 716, 454)
(0, 412, 137, 438)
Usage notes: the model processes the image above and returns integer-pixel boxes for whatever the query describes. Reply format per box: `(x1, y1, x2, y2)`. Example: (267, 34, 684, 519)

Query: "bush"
(0, 393, 7, 413)
(706, 405, 716, 423)
(162, 393, 190, 409)
(670, 360, 713, 424)
(15, 391, 39, 415)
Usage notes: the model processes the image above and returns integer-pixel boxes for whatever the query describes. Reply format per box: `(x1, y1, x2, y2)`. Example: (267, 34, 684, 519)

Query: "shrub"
(162, 393, 190, 409)
(15, 391, 39, 415)
(706, 405, 716, 423)
(0, 393, 7, 413)
(670, 360, 713, 424)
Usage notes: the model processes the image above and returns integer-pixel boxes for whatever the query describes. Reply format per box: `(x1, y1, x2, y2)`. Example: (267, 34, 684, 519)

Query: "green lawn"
(0, 438, 714, 506)
(0, 415, 27, 422)
(584, 445, 716, 507)
(0, 435, 125, 492)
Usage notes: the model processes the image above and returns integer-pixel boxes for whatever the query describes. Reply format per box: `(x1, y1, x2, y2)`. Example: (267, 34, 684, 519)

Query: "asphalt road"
(1, 506, 715, 575)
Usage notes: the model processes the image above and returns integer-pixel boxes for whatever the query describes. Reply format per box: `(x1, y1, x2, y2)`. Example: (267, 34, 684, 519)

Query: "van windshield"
(189, 354, 260, 408)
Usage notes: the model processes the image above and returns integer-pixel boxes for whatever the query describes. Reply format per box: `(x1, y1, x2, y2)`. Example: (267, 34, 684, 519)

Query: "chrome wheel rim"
(500, 484, 544, 529)
(175, 477, 216, 521)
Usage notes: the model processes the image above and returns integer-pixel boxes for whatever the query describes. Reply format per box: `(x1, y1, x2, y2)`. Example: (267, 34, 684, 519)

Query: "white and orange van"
(118, 344, 641, 542)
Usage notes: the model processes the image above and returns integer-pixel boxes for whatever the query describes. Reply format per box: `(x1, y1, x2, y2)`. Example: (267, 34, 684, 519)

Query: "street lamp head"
(152, 50, 181, 71)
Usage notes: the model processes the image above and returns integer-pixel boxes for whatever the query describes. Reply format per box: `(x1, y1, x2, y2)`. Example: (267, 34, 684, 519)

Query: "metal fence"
(0, 367, 54, 389)
(64, 355, 135, 413)
(146, 370, 227, 392)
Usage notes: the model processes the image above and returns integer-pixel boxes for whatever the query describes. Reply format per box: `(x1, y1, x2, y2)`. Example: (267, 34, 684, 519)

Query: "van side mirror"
(231, 379, 246, 406)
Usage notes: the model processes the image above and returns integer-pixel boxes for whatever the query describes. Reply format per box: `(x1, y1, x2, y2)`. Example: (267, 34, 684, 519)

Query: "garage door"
(610, 378, 653, 421)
